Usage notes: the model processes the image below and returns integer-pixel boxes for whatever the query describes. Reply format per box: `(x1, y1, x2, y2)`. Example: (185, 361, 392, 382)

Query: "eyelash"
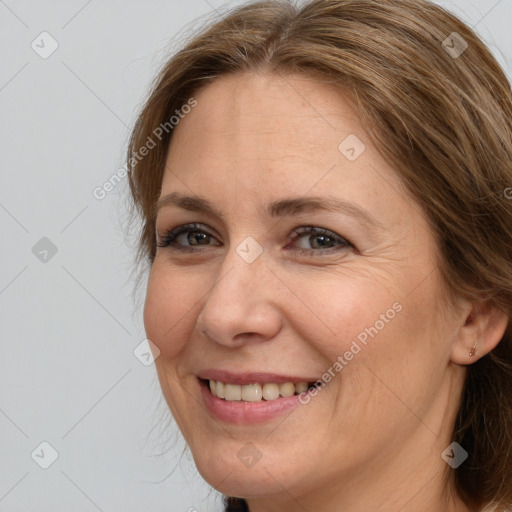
(156, 222, 353, 256)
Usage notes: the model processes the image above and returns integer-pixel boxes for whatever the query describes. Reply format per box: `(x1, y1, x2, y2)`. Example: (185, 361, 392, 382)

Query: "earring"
(468, 338, 478, 357)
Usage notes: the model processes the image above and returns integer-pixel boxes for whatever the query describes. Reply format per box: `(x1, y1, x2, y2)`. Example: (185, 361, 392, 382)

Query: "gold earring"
(468, 338, 478, 357)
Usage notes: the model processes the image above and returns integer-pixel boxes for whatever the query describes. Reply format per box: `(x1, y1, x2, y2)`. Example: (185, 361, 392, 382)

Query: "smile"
(197, 371, 320, 423)
(206, 379, 313, 401)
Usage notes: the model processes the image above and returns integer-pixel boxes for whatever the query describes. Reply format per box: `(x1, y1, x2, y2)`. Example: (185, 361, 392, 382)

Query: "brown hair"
(127, 0, 512, 510)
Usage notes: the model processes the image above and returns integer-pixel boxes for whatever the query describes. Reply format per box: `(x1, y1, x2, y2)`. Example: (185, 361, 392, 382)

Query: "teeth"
(262, 383, 279, 401)
(295, 382, 309, 393)
(215, 381, 225, 399)
(207, 379, 311, 401)
(279, 382, 295, 397)
(241, 383, 263, 402)
(224, 383, 242, 401)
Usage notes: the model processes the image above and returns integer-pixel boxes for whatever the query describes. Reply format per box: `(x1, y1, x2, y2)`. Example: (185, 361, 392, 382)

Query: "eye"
(156, 223, 221, 251)
(156, 223, 353, 256)
(287, 226, 352, 255)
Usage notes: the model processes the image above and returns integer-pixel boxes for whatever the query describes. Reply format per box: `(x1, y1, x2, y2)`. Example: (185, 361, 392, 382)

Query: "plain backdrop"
(0, 0, 510, 511)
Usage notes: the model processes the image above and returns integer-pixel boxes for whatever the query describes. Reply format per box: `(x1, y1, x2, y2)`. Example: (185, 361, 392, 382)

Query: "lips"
(196, 369, 320, 423)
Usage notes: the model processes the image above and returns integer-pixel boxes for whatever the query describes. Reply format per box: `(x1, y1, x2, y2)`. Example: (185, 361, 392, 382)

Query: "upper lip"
(197, 369, 317, 385)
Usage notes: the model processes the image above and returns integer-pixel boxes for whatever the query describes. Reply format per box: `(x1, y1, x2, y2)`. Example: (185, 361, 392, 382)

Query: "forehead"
(161, 71, 414, 228)
(170, 71, 362, 155)
(166, 72, 360, 178)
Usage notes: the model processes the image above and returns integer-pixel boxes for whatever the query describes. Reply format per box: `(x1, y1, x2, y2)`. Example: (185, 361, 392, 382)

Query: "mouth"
(196, 370, 320, 423)
(199, 378, 315, 402)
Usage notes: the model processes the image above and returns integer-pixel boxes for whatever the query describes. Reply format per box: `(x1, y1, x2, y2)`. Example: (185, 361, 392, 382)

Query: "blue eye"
(156, 223, 220, 251)
(156, 223, 352, 255)
(288, 226, 352, 255)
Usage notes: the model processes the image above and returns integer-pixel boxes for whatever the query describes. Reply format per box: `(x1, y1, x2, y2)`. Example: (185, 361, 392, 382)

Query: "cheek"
(288, 264, 443, 406)
(280, 266, 404, 356)
(143, 263, 199, 359)
(330, 280, 446, 431)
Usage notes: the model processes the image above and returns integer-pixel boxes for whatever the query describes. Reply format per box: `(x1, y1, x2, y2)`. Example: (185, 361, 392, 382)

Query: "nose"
(195, 245, 283, 347)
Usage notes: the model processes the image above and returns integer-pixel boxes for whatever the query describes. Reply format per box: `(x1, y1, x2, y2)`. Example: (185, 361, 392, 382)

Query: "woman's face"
(144, 72, 468, 507)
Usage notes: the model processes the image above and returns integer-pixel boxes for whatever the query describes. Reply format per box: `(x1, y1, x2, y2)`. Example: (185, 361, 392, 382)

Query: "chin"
(195, 461, 283, 500)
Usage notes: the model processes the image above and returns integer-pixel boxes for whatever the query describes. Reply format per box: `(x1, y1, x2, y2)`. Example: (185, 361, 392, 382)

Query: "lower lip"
(199, 379, 304, 424)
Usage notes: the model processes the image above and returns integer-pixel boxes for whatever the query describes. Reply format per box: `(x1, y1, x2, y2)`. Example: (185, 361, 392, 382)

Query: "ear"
(450, 300, 509, 365)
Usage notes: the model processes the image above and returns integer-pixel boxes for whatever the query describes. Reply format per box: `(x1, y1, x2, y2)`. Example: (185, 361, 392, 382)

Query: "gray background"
(0, 0, 510, 511)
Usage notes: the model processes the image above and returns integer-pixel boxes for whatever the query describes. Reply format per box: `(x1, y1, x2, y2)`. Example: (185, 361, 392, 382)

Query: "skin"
(143, 71, 508, 512)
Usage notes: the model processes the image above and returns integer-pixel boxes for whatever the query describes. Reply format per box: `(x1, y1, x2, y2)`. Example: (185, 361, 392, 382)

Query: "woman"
(127, 0, 512, 510)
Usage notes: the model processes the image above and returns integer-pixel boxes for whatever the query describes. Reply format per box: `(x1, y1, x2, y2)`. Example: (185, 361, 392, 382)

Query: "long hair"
(127, 1, 512, 510)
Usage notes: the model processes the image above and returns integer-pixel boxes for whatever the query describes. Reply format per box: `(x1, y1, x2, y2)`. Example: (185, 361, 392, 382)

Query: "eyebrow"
(155, 192, 383, 229)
